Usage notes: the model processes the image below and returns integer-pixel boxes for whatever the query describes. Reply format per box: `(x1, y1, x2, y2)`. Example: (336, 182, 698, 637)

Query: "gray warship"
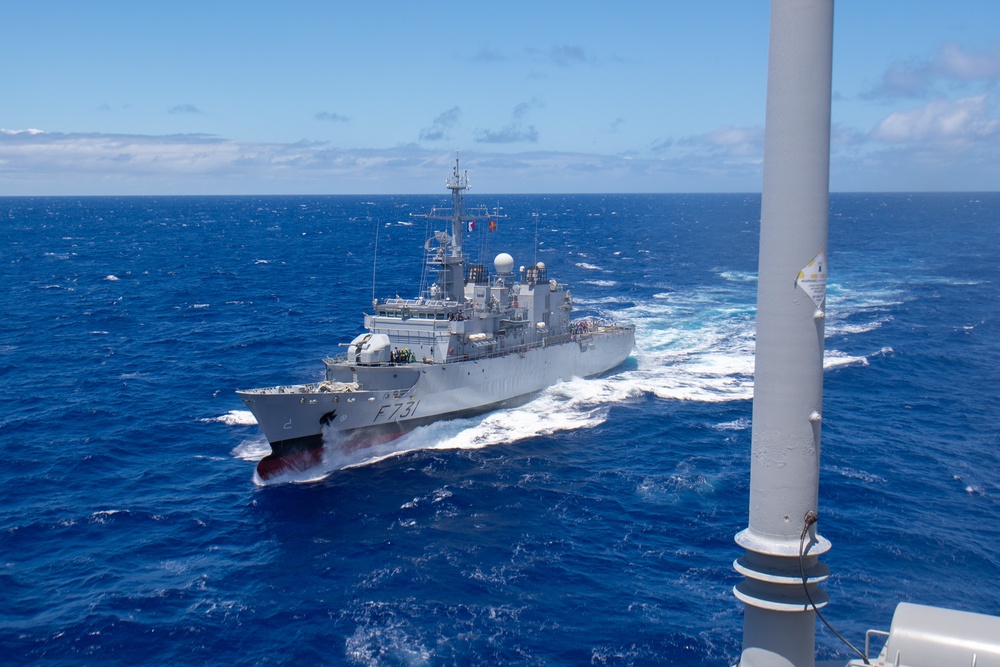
(238, 159, 635, 480)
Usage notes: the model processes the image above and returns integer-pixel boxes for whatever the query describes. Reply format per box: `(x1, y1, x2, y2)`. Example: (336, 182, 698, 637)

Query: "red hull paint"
(255, 428, 408, 481)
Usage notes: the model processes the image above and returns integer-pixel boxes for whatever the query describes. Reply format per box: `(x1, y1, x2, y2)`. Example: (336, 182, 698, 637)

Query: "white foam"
(835, 320, 887, 335)
(253, 376, 643, 484)
(824, 350, 870, 369)
(616, 296, 757, 403)
(829, 465, 886, 484)
(715, 417, 751, 431)
(573, 295, 634, 306)
(719, 270, 757, 283)
(246, 278, 897, 482)
(344, 620, 431, 667)
(90, 509, 127, 524)
(205, 410, 258, 426)
(231, 436, 270, 462)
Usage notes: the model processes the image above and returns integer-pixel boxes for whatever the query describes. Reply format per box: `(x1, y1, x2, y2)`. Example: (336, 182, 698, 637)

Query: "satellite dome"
(536, 261, 546, 270)
(494, 252, 515, 274)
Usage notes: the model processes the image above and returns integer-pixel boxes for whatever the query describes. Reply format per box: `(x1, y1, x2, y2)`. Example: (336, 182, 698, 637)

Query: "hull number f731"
(373, 401, 420, 422)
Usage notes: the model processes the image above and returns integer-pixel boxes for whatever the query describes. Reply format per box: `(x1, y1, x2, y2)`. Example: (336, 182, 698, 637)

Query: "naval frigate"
(238, 159, 635, 481)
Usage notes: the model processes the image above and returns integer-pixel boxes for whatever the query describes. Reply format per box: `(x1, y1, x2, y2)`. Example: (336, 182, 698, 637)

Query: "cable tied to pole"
(798, 511, 870, 665)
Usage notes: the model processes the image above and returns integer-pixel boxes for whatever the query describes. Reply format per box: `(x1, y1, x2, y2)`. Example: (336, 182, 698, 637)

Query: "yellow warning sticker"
(796, 250, 827, 307)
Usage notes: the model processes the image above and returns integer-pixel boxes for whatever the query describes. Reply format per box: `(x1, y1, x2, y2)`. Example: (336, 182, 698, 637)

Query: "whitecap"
(344, 618, 431, 667)
(573, 295, 634, 305)
(620, 297, 757, 402)
(835, 320, 887, 335)
(205, 410, 258, 426)
(715, 417, 751, 431)
(828, 465, 886, 484)
(824, 351, 869, 369)
(576, 262, 603, 271)
(105, 274, 120, 281)
(719, 270, 757, 283)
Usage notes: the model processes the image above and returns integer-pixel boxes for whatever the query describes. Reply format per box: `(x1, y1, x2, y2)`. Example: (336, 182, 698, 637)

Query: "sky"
(2, 1, 999, 195)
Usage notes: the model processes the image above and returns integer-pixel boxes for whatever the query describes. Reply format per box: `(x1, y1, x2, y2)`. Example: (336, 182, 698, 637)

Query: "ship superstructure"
(238, 159, 634, 480)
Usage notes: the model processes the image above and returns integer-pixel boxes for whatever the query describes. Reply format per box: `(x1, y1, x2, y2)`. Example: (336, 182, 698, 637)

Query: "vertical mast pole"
(437, 156, 469, 302)
(447, 157, 469, 258)
(734, 1, 835, 666)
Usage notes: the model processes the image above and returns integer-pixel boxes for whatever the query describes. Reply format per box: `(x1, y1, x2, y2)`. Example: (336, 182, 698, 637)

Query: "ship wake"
(248, 375, 641, 485)
(226, 279, 891, 485)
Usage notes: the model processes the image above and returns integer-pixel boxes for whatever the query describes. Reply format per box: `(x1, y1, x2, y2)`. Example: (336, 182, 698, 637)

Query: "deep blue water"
(2, 192, 998, 665)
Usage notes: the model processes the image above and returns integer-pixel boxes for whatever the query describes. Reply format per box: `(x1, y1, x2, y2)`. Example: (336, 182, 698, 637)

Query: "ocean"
(2, 192, 998, 665)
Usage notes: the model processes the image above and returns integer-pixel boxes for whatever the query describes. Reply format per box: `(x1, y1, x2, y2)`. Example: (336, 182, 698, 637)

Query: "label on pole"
(796, 250, 827, 307)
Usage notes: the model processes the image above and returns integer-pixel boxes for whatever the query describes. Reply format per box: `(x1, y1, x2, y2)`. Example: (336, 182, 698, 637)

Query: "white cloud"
(0, 130, 764, 194)
(420, 107, 461, 142)
(2, 123, 998, 195)
(867, 42, 1000, 99)
(475, 101, 542, 144)
(937, 42, 1000, 81)
(475, 124, 539, 144)
(168, 104, 202, 115)
(872, 94, 1000, 144)
(703, 125, 764, 156)
(549, 44, 588, 67)
(1, 128, 45, 135)
(316, 111, 350, 122)
(672, 125, 764, 159)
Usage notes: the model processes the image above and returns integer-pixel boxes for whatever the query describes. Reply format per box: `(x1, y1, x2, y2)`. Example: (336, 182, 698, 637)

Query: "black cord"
(798, 511, 870, 665)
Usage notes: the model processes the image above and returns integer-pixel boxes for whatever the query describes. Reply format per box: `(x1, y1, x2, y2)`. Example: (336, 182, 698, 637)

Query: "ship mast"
(416, 156, 500, 303)
(446, 157, 470, 259)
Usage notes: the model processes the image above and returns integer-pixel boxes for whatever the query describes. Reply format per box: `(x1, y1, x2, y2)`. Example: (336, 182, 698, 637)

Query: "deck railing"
(324, 322, 632, 368)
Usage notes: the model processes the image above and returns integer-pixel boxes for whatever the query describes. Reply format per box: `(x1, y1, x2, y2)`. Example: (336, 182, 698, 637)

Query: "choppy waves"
(214, 245, 915, 480)
(5, 193, 1000, 666)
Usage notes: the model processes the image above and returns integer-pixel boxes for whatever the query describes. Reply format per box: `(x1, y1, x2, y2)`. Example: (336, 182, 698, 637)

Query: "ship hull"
(239, 327, 634, 479)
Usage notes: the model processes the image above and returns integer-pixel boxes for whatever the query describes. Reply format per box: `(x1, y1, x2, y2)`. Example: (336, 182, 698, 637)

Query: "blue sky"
(2, 1, 999, 195)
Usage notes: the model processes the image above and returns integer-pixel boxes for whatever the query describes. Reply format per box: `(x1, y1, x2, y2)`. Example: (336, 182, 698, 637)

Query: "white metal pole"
(734, 1, 835, 665)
